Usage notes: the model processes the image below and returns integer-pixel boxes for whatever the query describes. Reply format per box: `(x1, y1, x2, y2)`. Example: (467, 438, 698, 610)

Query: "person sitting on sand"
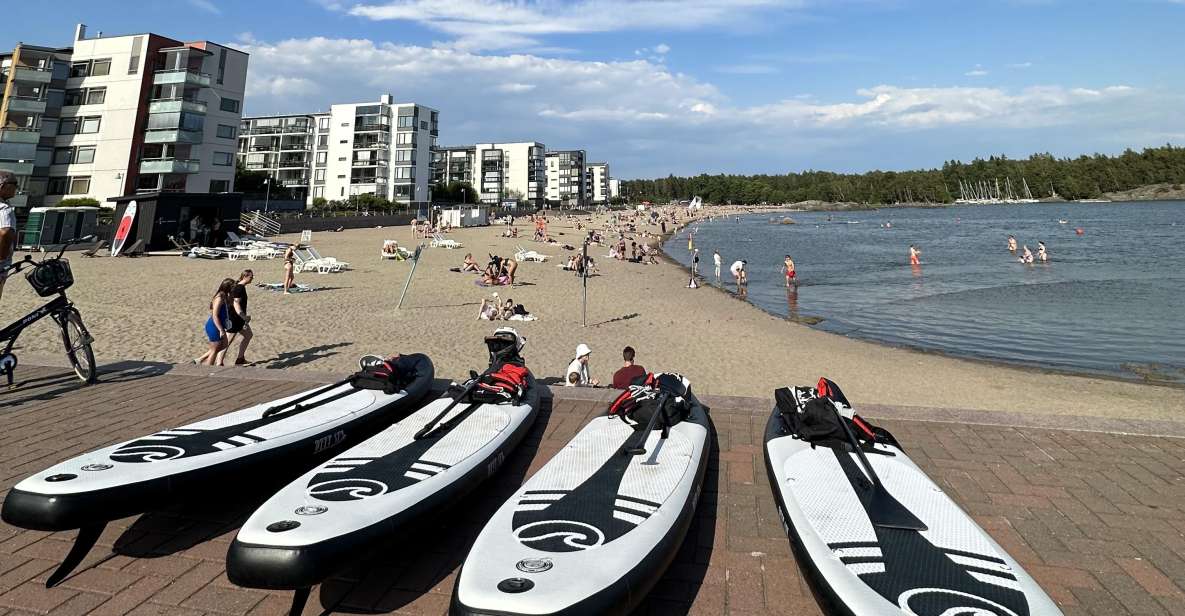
(565, 344, 599, 387)
(1007, 235, 1017, 252)
(461, 253, 481, 273)
(909, 244, 921, 266)
(477, 297, 501, 320)
(1037, 241, 1048, 262)
(612, 346, 647, 389)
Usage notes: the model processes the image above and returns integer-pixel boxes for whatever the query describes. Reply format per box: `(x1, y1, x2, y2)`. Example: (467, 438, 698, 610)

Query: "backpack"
(469, 362, 530, 404)
(773, 380, 886, 448)
(608, 373, 692, 429)
(351, 358, 408, 395)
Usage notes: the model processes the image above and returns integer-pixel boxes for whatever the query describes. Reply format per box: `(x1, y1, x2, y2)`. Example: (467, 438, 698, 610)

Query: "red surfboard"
(111, 201, 137, 257)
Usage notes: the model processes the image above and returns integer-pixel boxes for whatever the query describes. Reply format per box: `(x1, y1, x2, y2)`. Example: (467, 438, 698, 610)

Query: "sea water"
(664, 201, 1185, 384)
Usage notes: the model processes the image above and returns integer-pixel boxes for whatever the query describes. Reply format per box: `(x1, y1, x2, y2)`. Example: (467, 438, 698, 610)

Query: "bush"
(57, 197, 101, 207)
(311, 197, 328, 207)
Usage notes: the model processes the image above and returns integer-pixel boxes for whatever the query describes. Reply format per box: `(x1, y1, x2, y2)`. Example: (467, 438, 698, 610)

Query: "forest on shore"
(621, 145, 1185, 205)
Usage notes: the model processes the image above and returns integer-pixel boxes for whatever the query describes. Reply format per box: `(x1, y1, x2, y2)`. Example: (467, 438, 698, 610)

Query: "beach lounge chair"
(380, 240, 407, 261)
(119, 239, 145, 258)
(169, 235, 196, 251)
(294, 249, 342, 274)
(224, 231, 253, 248)
(306, 247, 350, 271)
(430, 233, 462, 249)
(81, 240, 108, 258)
(514, 245, 549, 262)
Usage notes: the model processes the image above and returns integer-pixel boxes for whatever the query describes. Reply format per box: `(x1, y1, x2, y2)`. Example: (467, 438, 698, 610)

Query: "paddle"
(261, 376, 356, 418)
(626, 392, 670, 456)
(414, 367, 494, 440)
(828, 398, 927, 531)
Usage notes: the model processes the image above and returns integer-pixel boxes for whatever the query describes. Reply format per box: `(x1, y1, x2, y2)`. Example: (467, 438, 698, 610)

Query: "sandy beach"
(4, 212, 1184, 421)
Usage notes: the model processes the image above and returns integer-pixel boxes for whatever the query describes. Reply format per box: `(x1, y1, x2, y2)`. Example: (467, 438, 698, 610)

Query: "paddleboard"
(226, 371, 541, 592)
(763, 381, 1062, 616)
(110, 200, 137, 257)
(452, 373, 711, 616)
(1, 354, 434, 587)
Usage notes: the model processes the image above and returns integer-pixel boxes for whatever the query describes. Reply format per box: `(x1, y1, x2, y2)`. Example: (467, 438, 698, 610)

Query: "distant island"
(623, 145, 1185, 206)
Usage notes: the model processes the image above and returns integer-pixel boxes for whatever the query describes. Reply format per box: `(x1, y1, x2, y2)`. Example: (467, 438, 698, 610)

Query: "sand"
(4, 212, 1184, 421)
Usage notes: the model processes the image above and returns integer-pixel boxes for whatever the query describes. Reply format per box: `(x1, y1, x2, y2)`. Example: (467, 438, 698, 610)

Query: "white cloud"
(239, 36, 1173, 176)
(1007, 62, 1033, 69)
(965, 64, 988, 77)
(339, 0, 801, 50)
(654, 43, 671, 55)
(188, 0, 221, 14)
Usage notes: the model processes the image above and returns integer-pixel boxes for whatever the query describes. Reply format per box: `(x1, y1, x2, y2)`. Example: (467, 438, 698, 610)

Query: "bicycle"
(1, 236, 98, 388)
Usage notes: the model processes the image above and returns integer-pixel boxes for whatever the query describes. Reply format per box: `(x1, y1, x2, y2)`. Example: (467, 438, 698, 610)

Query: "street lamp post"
(263, 178, 271, 213)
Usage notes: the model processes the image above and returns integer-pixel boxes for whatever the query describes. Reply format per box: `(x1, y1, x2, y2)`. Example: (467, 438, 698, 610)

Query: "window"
(75, 147, 96, 164)
(313, 186, 324, 198)
(209, 179, 230, 193)
(317, 135, 327, 147)
(315, 152, 327, 165)
(319, 117, 329, 130)
(129, 36, 143, 74)
(64, 89, 84, 106)
(216, 124, 236, 139)
(80, 117, 101, 134)
(420, 120, 428, 130)
(396, 132, 414, 145)
(338, 157, 346, 161)
(220, 98, 240, 113)
(213, 152, 233, 166)
(394, 149, 415, 162)
(70, 62, 89, 78)
(217, 48, 227, 85)
(53, 148, 73, 165)
(58, 118, 78, 135)
(47, 177, 69, 195)
(397, 116, 415, 128)
(393, 166, 415, 179)
(314, 169, 325, 182)
(85, 87, 106, 105)
(68, 176, 91, 194)
(90, 59, 111, 76)
(339, 139, 348, 144)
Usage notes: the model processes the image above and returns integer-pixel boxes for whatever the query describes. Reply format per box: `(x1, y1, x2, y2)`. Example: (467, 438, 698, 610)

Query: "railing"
(11, 66, 53, 83)
(152, 69, 211, 88)
(241, 126, 311, 135)
(148, 98, 208, 114)
(0, 128, 42, 144)
(139, 158, 200, 174)
(144, 128, 203, 144)
(239, 210, 282, 237)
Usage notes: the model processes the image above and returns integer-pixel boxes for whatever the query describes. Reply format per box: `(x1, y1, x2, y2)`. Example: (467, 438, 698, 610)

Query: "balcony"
(352, 159, 389, 167)
(0, 161, 35, 175)
(148, 98, 208, 115)
(144, 128, 204, 144)
(152, 69, 211, 88)
(140, 158, 200, 174)
(278, 177, 308, 187)
(11, 66, 53, 84)
(0, 128, 42, 144)
(276, 158, 308, 168)
(5, 97, 47, 114)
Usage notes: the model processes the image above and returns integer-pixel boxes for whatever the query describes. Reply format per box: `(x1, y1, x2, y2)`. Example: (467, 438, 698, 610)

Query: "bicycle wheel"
(61, 310, 97, 384)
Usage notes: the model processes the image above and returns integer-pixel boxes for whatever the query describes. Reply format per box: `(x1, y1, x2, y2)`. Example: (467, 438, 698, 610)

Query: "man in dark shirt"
(222, 269, 255, 365)
(612, 346, 647, 389)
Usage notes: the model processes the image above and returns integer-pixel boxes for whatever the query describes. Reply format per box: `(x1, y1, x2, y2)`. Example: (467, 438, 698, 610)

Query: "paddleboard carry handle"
(262, 377, 354, 418)
(415, 366, 495, 440)
(827, 397, 927, 531)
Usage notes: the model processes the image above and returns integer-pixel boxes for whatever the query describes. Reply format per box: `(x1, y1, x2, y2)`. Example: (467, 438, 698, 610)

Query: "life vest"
(471, 362, 530, 403)
(351, 358, 405, 395)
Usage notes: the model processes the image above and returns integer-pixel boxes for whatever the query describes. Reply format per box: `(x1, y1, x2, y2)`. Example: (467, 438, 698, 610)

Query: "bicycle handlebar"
(3, 235, 96, 276)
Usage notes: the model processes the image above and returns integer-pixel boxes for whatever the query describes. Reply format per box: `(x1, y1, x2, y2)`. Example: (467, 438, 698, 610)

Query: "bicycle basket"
(26, 259, 74, 297)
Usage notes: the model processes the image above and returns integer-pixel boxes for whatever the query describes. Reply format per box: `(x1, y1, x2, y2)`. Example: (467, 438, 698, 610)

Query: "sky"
(4, 0, 1184, 179)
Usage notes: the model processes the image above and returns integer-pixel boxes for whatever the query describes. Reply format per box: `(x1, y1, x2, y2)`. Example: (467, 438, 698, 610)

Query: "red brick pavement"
(0, 361, 1183, 615)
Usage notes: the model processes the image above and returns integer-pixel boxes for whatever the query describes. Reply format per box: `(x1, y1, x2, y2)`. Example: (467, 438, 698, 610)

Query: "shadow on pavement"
(0, 361, 171, 410)
(261, 342, 353, 370)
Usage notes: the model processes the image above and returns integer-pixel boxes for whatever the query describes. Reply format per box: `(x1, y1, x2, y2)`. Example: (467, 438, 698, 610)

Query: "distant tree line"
(621, 145, 1185, 205)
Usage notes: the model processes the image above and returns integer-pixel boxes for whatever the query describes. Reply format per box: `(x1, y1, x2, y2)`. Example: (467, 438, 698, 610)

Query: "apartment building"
(430, 142, 546, 209)
(585, 162, 610, 205)
(239, 95, 438, 208)
(609, 178, 621, 200)
(0, 24, 248, 214)
(545, 149, 586, 208)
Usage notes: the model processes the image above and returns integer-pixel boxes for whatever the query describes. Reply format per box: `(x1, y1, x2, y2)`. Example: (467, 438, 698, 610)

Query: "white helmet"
(492, 326, 526, 353)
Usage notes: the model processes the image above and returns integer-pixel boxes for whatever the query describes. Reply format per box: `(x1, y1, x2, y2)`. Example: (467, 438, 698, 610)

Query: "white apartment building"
(430, 142, 546, 209)
(1, 24, 247, 212)
(239, 95, 437, 208)
(609, 178, 621, 200)
(545, 149, 586, 208)
(585, 162, 610, 205)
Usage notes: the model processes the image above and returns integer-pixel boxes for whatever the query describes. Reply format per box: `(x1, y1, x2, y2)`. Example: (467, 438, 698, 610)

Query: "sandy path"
(4, 213, 1183, 421)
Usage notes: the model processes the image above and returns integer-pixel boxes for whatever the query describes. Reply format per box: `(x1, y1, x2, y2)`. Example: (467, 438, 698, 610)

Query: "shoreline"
(656, 208, 1185, 391)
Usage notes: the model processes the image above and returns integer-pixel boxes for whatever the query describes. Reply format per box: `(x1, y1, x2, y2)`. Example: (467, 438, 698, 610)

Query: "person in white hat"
(565, 343, 599, 387)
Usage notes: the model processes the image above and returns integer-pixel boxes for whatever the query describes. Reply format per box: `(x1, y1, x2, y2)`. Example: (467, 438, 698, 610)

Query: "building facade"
(430, 142, 546, 209)
(239, 95, 437, 208)
(609, 178, 621, 200)
(0, 24, 247, 215)
(585, 162, 609, 205)
(545, 149, 585, 208)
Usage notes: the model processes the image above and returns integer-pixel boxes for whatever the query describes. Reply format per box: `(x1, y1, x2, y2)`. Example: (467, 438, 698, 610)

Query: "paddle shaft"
(627, 392, 670, 455)
(262, 377, 354, 418)
(414, 365, 496, 439)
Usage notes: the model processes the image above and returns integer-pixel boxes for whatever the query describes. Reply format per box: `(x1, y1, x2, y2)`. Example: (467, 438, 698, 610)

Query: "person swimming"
(1020, 245, 1034, 264)
(1037, 241, 1048, 262)
(1007, 235, 1017, 252)
(909, 244, 921, 266)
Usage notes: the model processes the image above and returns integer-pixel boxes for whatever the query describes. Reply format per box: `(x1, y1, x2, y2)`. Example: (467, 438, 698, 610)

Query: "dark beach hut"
(106, 192, 243, 251)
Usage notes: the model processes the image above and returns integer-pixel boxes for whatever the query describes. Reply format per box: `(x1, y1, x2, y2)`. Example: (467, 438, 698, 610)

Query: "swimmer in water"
(1037, 241, 1048, 262)
(1020, 245, 1034, 264)
(909, 244, 921, 266)
(1007, 235, 1017, 252)
(782, 255, 797, 287)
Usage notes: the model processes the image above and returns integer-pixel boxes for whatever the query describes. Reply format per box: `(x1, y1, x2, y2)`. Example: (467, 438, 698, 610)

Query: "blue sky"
(4, 0, 1183, 178)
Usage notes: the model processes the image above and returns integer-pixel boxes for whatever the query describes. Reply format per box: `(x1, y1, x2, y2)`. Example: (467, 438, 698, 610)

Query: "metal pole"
(582, 240, 588, 327)
(264, 179, 271, 213)
(397, 244, 425, 309)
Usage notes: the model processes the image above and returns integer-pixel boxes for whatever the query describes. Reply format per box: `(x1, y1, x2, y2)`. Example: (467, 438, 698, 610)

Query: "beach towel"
(256, 283, 322, 293)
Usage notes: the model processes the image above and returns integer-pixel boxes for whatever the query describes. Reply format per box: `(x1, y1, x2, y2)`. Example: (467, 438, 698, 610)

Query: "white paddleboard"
(110, 200, 137, 257)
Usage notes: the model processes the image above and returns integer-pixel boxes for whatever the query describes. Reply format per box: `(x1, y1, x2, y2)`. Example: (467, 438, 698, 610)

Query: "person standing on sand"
(909, 244, 921, 266)
(783, 255, 797, 287)
(0, 171, 17, 303)
(612, 346, 647, 389)
(713, 250, 722, 282)
(565, 344, 599, 387)
(282, 244, 299, 294)
(692, 248, 700, 276)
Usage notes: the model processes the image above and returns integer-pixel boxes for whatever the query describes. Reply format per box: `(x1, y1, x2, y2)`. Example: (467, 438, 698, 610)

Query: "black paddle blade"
(46, 523, 105, 587)
(868, 488, 928, 531)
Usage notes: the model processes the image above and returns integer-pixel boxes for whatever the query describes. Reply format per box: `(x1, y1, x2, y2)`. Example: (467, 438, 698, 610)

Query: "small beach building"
(437, 205, 489, 228)
(19, 207, 100, 249)
(106, 192, 242, 251)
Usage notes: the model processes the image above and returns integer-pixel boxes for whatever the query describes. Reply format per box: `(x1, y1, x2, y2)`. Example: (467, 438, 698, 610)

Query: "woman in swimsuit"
(1021, 245, 1034, 264)
(909, 244, 921, 266)
(783, 255, 797, 287)
(282, 244, 299, 294)
(1007, 235, 1017, 252)
(197, 278, 236, 365)
(461, 253, 481, 273)
(1037, 242, 1048, 262)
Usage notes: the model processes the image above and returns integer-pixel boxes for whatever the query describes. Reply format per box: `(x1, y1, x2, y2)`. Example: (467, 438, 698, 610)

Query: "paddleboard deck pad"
(763, 379, 1062, 615)
(1, 353, 434, 587)
(452, 372, 711, 616)
(226, 369, 541, 590)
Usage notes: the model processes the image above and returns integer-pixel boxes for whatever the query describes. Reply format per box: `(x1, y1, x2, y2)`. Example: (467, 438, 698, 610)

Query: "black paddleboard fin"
(869, 486, 928, 531)
(46, 523, 105, 587)
(288, 587, 310, 616)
